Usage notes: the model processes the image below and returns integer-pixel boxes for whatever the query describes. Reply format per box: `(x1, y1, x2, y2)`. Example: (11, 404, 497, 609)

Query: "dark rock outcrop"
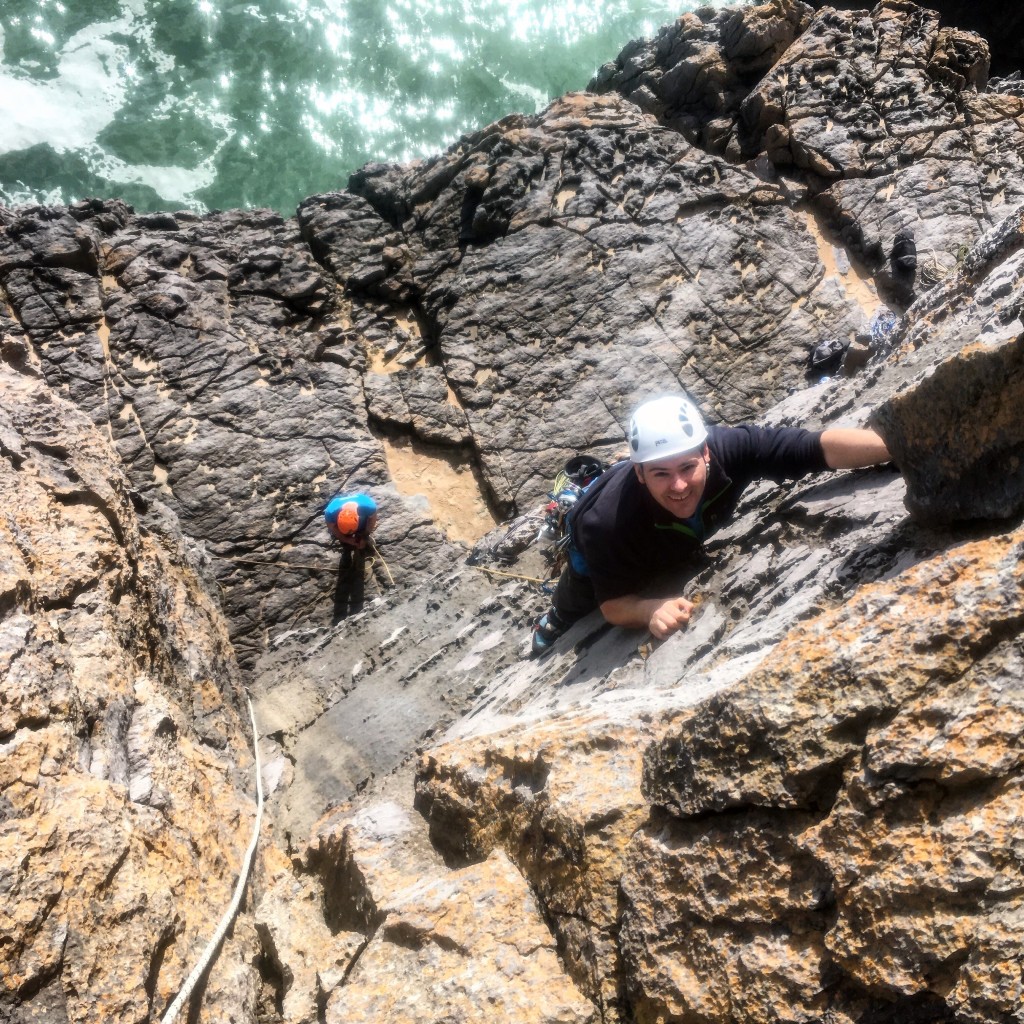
(592, 0, 1024, 306)
(306, 92, 875, 511)
(0, 203, 458, 669)
(811, 0, 1024, 78)
(873, 209, 1024, 523)
(589, 0, 816, 156)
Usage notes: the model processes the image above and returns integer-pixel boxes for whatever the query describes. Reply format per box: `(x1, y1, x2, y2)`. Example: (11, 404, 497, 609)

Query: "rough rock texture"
(0, 202, 458, 670)
(255, 847, 365, 1024)
(302, 91, 877, 512)
(364, 365, 472, 445)
(589, 0, 816, 155)
(629, 528, 1024, 1024)
(593, 0, 1024, 304)
(873, 209, 1024, 523)
(325, 849, 597, 1024)
(621, 807, 833, 1024)
(810, 0, 1024, 78)
(308, 799, 448, 933)
(415, 711, 665, 1021)
(5, 2, 1024, 1023)
(0, 357, 260, 1021)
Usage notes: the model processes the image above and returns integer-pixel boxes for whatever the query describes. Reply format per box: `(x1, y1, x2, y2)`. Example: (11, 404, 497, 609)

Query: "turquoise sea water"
(0, 0, 720, 216)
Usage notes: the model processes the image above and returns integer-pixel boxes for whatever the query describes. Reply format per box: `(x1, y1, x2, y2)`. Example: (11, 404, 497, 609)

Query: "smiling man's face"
(635, 444, 709, 519)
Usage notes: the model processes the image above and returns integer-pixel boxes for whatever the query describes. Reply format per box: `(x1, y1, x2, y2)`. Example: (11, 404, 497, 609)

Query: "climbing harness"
(159, 695, 264, 1024)
(538, 482, 583, 551)
(537, 455, 605, 576)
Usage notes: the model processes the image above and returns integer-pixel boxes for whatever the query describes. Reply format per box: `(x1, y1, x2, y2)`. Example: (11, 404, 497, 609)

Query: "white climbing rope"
(160, 694, 264, 1024)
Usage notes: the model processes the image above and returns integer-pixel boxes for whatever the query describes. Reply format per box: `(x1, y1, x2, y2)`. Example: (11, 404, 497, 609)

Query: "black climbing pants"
(552, 561, 599, 625)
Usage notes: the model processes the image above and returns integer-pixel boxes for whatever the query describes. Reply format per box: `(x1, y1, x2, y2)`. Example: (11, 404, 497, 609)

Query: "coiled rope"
(160, 694, 264, 1023)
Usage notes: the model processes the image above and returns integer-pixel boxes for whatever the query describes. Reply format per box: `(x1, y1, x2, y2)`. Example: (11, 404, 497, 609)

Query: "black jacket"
(569, 424, 828, 603)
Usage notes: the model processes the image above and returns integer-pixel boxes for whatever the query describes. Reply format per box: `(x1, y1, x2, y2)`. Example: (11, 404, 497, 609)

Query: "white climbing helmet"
(628, 394, 708, 464)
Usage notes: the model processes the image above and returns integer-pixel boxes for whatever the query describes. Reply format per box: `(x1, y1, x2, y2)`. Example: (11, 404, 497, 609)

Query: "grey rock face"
(250, 562, 546, 845)
(0, 356, 260, 1023)
(364, 365, 472, 445)
(873, 209, 1024, 523)
(307, 91, 875, 513)
(594, 0, 1024, 309)
(809, 0, 1024, 78)
(0, 201, 457, 669)
(4, 2, 1022, 676)
(589, 0, 815, 156)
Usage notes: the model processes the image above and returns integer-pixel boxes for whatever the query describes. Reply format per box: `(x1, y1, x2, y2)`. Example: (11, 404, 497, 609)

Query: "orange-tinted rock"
(326, 850, 597, 1024)
(416, 710, 661, 1020)
(0, 360, 259, 1022)
(255, 848, 365, 1024)
(308, 798, 448, 932)
(629, 527, 1024, 1024)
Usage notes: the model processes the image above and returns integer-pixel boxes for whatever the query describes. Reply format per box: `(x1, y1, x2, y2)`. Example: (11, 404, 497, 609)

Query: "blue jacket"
(325, 492, 378, 543)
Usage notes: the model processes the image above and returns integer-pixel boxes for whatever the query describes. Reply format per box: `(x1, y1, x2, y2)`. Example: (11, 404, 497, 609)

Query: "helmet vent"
(628, 393, 708, 464)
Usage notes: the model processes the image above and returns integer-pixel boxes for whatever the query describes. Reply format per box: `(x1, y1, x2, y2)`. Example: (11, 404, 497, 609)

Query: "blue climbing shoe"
(531, 610, 565, 657)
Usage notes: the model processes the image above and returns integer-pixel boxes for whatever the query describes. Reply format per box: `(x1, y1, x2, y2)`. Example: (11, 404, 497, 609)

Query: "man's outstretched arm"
(820, 427, 891, 469)
(600, 594, 695, 639)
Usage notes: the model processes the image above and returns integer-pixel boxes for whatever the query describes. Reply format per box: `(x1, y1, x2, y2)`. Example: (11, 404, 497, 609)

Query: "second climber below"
(531, 393, 892, 656)
(324, 492, 379, 549)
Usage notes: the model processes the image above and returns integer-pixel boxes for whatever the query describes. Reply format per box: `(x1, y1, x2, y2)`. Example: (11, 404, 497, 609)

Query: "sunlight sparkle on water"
(428, 34, 463, 60)
(302, 112, 338, 154)
(382, 0, 640, 46)
(433, 99, 457, 122)
(324, 19, 351, 53)
(0, 0, 713, 213)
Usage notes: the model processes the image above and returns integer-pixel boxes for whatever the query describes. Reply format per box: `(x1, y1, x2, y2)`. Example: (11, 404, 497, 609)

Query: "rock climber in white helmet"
(531, 393, 891, 656)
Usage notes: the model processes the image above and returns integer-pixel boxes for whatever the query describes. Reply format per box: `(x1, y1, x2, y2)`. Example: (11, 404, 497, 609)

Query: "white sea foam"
(78, 142, 222, 212)
(0, 19, 130, 154)
(1, 0, 721, 213)
(0, 1, 233, 210)
(498, 75, 549, 113)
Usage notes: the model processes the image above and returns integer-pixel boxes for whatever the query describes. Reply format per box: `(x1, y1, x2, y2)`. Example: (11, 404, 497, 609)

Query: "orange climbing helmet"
(324, 492, 378, 542)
